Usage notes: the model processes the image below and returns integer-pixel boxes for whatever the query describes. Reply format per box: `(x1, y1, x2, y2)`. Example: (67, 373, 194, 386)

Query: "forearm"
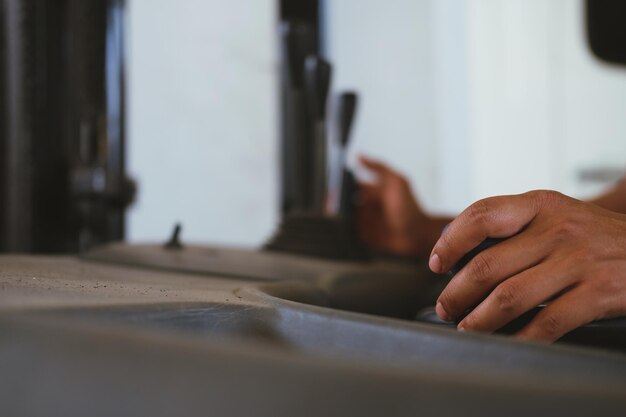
(589, 177, 626, 214)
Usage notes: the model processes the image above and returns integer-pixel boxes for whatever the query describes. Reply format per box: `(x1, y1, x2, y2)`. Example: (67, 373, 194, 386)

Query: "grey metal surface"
(1, 312, 625, 417)
(0, 252, 625, 415)
(83, 242, 415, 282)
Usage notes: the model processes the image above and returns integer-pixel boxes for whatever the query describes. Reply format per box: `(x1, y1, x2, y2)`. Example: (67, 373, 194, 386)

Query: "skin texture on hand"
(356, 156, 450, 258)
(430, 190, 626, 343)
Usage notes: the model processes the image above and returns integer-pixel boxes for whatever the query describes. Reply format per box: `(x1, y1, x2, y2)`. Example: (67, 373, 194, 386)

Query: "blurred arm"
(589, 177, 626, 214)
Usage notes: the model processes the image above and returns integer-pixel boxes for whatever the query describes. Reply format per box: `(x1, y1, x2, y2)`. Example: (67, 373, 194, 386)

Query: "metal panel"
(1, 0, 132, 253)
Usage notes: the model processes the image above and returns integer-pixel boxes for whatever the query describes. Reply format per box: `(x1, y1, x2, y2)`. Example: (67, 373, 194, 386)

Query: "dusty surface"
(84, 243, 418, 281)
(0, 255, 254, 311)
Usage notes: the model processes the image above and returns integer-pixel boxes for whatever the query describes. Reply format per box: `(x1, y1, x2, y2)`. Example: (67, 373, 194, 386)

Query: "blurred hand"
(356, 155, 448, 258)
(430, 190, 626, 343)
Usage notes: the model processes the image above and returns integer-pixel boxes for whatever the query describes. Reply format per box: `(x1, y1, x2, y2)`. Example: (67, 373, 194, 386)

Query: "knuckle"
(537, 313, 563, 338)
(551, 217, 581, 241)
(534, 190, 566, 208)
(492, 282, 521, 314)
(466, 199, 493, 227)
(583, 277, 619, 320)
(589, 272, 619, 298)
(467, 254, 497, 286)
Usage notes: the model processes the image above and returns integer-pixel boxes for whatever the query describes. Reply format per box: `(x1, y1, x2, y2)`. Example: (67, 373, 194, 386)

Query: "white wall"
(430, 0, 471, 213)
(126, 0, 626, 248)
(552, 0, 626, 198)
(325, 0, 626, 216)
(466, 0, 556, 199)
(126, 0, 278, 247)
(466, 0, 626, 201)
(324, 0, 444, 214)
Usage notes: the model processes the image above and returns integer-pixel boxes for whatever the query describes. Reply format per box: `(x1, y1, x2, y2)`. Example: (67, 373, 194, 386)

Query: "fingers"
(514, 284, 600, 343)
(516, 261, 626, 342)
(456, 257, 577, 332)
(358, 155, 391, 176)
(358, 155, 401, 187)
(358, 183, 379, 203)
(436, 227, 550, 321)
(429, 192, 543, 274)
(425, 189, 626, 343)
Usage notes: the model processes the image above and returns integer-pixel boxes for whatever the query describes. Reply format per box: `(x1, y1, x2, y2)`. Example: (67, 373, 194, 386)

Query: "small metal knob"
(164, 223, 183, 250)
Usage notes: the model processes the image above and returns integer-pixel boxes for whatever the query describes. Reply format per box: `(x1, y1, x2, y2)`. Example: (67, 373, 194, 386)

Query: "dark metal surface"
(264, 213, 370, 260)
(0, 1, 5, 251)
(277, 1, 322, 215)
(280, 0, 320, 52)
(335, 92, 358, 216)
(4, 0, 37, 252)
(279, 22, 315, 213)
(1, 0, 133, 254)
(2, 252, 626, 415)
(3, 312, 625, 417)
(586, 0, 626, 65)
(304, 55, 331, 212)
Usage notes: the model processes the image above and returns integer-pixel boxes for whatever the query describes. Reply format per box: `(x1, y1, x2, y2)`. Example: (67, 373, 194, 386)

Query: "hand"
(356, 155, 448, 258)
(430, 190, 626, 343)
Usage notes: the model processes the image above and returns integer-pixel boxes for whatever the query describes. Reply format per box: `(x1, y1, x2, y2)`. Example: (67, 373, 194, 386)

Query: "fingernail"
(457, 325, 465, 332)
(429, 253, 441, 273)
(435, 301, 449, 321)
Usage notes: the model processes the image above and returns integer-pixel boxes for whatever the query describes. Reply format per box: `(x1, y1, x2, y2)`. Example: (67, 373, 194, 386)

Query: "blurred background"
(126, 0, 626, 248)
(2, 0, 625, 252)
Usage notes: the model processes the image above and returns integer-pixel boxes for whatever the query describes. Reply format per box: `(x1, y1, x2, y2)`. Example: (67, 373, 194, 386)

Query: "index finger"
(429, 192, 542, 274)
(358, 155, 392, 176)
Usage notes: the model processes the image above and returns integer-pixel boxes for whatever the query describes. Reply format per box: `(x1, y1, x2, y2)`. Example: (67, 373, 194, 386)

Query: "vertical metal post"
(3, 0, 34, 252)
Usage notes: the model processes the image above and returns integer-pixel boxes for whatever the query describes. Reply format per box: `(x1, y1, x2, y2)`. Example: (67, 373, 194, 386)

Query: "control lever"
(164, 223, 183, 250)
(304, 55, 332, 214)
(279, 22, 315, 213)
(329, 92, 358, 215)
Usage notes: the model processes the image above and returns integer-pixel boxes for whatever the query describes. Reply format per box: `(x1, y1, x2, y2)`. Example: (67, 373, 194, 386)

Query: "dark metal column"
(0, 1, 5, 251)
(3, 0, 37, 252)
(1, 0, 133, 253)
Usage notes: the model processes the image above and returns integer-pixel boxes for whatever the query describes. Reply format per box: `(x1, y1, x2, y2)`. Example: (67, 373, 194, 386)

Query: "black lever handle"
(304, 55, 332, 121)
(337, 92, 358, 147)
